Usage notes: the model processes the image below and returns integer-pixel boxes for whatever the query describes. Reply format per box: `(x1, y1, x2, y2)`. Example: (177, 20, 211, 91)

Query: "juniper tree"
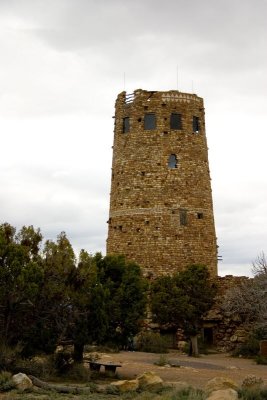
(151, 265, 217, 356)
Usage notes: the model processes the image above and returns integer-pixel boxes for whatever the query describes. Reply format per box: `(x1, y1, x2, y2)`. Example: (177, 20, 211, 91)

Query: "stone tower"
(107, 89, 217, 277)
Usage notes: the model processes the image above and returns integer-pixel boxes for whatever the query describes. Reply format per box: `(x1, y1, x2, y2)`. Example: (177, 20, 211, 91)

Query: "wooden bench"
(88, 361, 122, 374)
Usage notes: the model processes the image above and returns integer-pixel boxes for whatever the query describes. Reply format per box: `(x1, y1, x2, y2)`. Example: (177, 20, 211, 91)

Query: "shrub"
(238, 388, 267, 400)
(0, 371, 15, 392)
(154, 354, 169, 366)
(242, 374, 263, 389)
(61, 363, 89, 382)
(232, 336, 260, 357)
(255, 355, 267, 365)
(160, 387, 205, 400)
(232, 327, 267, 358)
(136, 332, 169, 353)
(253, 326, 267, 341)
(0, 343, 23, 371)
(53, 349, 74, 374)
(105, 384, 120, 395)
(12, 356, 55, 379)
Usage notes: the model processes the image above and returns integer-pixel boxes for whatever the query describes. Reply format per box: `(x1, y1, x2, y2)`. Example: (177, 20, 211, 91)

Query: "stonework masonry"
(107, 89, 217, 277)
(203, 275, 251, 351)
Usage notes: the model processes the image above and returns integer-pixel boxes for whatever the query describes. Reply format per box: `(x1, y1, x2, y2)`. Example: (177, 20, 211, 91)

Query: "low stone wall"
(203, 275, 251, 351)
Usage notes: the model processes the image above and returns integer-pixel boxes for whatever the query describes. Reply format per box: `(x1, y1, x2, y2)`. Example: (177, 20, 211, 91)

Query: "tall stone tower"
(107, 89, 217, 277)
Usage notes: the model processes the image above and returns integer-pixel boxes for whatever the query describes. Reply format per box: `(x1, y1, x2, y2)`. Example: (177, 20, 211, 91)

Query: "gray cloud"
(0, 0, 266, 276)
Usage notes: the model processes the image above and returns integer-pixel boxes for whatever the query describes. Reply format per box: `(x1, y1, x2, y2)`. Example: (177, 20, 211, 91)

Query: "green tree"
(96, 254, 147, 347)
(15, 225, 42, 259)
(151, 265, 217, 356)
(0, 223, 43, 346)
(27, 232, 77, 354)
(66, 253, 147, 360)
(69, 250, 109, 361)
(0, 223, 147, 360)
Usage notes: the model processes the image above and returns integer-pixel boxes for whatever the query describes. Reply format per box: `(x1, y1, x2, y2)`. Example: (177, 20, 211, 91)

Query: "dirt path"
(93, 351, 267, 389)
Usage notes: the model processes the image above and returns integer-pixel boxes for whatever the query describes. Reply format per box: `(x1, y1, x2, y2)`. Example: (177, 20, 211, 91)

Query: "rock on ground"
(137, 371, 163, 390)
(110, 379, 139, 392)
(207, 389, 238, 400)
(12, 373, 33, 391)
(205, 377, 238, 394)
(169, 381, 191, 391)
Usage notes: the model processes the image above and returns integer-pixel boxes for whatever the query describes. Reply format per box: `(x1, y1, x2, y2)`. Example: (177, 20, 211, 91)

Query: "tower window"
(170, 113, 182, 130)
(179, 210, 187, 226)
(144, 113, 156, 130)
(123, 117, 130, 133)
(168, 154, 178, 169)
(197, 212, 204, 219)
(193, 116, 200, 133)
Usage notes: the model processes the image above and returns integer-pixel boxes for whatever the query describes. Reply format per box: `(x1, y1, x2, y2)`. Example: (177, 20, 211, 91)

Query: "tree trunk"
(4, 307, 11, 343)
(190, 335, 199, 357)
(29, 375, 104, 394)
(73, 342, 84, 362)
(188, 339, 193, 356)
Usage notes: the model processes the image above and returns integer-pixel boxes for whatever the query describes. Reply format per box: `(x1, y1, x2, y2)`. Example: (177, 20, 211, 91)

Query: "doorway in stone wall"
(203, 327, 214, 345)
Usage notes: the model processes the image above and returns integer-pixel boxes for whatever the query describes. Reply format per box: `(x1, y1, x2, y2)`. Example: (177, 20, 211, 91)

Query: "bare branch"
(252, 252, 267, 276)
(222, 277, 267, 326)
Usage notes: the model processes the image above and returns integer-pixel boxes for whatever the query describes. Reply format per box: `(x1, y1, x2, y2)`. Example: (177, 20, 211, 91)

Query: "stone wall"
(203, 275, 251, 351)
(107, 89, 217, 277)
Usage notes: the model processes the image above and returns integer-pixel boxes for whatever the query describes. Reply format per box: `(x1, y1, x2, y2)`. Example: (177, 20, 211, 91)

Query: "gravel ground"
(92, 350, 267, 389)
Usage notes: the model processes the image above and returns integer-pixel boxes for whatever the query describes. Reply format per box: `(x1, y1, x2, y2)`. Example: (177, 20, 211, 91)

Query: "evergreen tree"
(0, 223, 147, 359)
(151, 265, 216, 356)
(0, 223, 43, 347)
(96, 254, 147, 347)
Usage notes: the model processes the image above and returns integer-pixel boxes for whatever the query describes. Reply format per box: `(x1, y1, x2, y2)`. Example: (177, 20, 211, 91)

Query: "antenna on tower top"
(123, 72, 126, 91)
(176, 65, 179, 91)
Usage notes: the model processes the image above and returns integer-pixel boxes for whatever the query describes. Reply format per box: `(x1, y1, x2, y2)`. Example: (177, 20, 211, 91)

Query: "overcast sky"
(0, 0, 266, 277)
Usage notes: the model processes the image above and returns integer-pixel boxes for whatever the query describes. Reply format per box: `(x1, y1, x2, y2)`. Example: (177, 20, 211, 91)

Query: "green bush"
(0, 371, 15, 392)
(158, 387, 205, 400)
(0, 343, 23, 371)
(253, 326, 267, 341)
(232, 327, 267, 358)
(238, 387, 267, 400)
(53, 349, 74, 374)
(255, 355, 267, 365)
(105, 384, 120, 395)
(136, 332, 169, 354)
(232, 336, 260, 357)
(154, 354, 169, 366)
(12, 355, 55, 379)
(61, 362, 90, 382)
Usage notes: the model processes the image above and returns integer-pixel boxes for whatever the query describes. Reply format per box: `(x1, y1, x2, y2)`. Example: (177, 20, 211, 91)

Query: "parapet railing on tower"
(125, 93, 134, 104)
